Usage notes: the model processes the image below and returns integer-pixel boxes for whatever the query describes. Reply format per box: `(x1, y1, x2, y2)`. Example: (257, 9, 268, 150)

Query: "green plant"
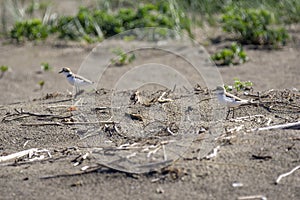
(40, 62, 52, 71)
(0, 65, 9, 72)
(225, 78, 253, 92)
(178, 0, 224, 26)
(38, 80, 45, 89)
(211, 42, 248, 66)
(0, 65, 9, 78)
(7, 2, 193, 43)
(92, 9, 123, 37)
(10, 18, 50, 42)
(111, 48, 136, 66)
(177, 0, 300, 27)
(275, 0, 300, 24)
(221, 6, 289, 47)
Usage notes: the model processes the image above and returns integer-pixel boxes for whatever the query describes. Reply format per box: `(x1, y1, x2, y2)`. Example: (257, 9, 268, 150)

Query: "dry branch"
(0, 148, 38, 162)
(62, 121, 116, 125)
(21, 122, 63, 126)
(237, 195, 267, 200)
(21, 120, 117, 126)
(2, 108, 73, 122)
(252, 121, 300, 131)
(229, 115, 265, 122)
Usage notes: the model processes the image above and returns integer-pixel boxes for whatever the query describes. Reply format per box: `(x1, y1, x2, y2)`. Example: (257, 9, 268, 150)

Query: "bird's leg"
(226, 108, 231, 119)
(74, 86, 79, 99)
(232, 108, 235, 118)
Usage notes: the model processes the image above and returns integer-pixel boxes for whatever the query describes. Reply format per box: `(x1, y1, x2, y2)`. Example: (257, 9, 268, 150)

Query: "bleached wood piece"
(0, 148, 38, 162)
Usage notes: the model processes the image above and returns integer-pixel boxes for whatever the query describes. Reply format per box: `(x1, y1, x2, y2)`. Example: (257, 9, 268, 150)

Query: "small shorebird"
(214, 86, 250, 119)
(59, 67, 94, 96)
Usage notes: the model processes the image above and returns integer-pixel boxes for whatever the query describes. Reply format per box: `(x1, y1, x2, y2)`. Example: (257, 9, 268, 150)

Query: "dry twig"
(237, 195, 267, 200)
(21, 122, 63, 126)
(229, 115, 265, 122)
(226, 125, 244, 134)
(158, 92, 173, 103)
(275, 165, 300, 184)
(252, 121, 300, 131)
(21, 120, 116, 126)
(2, 108, 72, 122)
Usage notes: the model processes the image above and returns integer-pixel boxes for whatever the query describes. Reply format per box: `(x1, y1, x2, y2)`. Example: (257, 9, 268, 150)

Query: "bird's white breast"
(217, 94, 243, 107)
(66, 75, 75, 85)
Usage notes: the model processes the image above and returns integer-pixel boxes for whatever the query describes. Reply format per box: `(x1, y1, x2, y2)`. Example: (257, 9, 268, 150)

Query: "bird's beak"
(58, 69, 63, 74)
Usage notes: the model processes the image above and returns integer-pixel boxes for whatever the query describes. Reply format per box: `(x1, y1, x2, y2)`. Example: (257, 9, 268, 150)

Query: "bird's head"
(213, 86, 226, 95)
(59, 67, 72, 74)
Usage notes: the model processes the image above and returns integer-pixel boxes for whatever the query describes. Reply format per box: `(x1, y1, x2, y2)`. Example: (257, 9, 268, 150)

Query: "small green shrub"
(225, 78, 253, 92)
(40, 62, 52, 71)
(211, 43, 248, 66)
(0, 65, 9, 72)
(0, 65, 9, 78)
(221, 6, 289, 47)
(38, 80, 45, 89)
(10, 19, 50, 42)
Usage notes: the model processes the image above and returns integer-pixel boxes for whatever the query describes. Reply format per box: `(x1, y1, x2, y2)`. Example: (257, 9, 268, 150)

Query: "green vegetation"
(178, 0, 224, 26)
(10, 18, 50, 42)
(211, 43, 248, 66)
(225, 78, 253, 92)
(221, 6, 289, 47)
(111, 48, 136, 66)
(40, 62, 52, 71)
(0, 65, 9, 78)
(2, 0, 299, 48)
(0, 66, 8, 79)
(38, 80, 45, 89)
(179, 0, 300, 25)
(275, 0, 300, 24)
(0, 65, 9, 72)
(8, 2, 192, 43)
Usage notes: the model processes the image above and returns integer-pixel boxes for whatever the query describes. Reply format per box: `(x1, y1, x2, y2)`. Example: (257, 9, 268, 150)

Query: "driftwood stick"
(252, 121, 300, 131)
(21, 121, 117, 126)
(0, 148, 38, 162)
(62, 121, 116, 125)
(162, 144, 167, 161)
(16, 109, 55, 117)
(229, 114, 265, 122)
(237, 195, 267, 200)
(47, 104, 77, 108)
(21, 122, 63, 126)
